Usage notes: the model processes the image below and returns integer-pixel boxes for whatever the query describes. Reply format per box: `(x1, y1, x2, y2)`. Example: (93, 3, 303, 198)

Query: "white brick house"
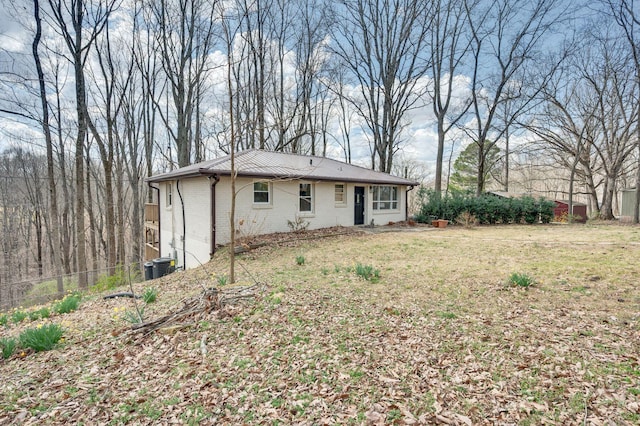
(147, 150, 418, 269)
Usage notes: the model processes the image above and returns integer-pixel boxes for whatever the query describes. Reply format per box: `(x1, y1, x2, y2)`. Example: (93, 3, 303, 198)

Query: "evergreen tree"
(449, 142, 503, 193)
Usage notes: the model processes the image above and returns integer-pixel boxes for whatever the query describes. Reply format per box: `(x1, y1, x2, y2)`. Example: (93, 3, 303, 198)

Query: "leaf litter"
(0, 224, 639, 425)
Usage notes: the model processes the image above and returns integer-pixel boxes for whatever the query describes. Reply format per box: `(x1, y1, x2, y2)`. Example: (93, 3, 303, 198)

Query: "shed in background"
(620, 188, 639, 222)
(553, 200, 587, 223)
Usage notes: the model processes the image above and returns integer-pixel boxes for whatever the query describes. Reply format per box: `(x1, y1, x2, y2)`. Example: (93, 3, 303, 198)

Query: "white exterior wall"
(159, 176, 410, 269)
(159, 178, 212, 270)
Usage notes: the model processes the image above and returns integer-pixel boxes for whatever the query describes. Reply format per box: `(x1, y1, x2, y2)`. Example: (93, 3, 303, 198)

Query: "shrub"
(0, 314, 7, 327)
(11, 310, 27, 324)
(142, 287, 158, 304)
(0, 337, 16, 359)
(19, 323, 64, 352)
(539, 199, 555, 223)
(509, 272, 535, 288)
(295, 255, 305, 266)
(287, 216, 309, 232)
(355, 263, 380, 282)
(54, 293, 81, 314)
(521, 197, 538, 224)
(415, 187, 555, 226)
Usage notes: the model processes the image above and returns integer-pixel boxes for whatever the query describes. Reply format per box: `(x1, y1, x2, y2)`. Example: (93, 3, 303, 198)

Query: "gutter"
(406, 185, 416, 221)
(208, 174, 220, 257)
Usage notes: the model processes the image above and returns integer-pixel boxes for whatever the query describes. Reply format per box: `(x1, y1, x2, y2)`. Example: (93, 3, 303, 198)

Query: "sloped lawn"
(1, 224, 639, 425)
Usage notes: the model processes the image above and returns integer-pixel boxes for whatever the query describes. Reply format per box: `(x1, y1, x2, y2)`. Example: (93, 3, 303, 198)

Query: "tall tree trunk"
(115, 148, 125, 265)
(74, 60, 88, 289)
(33, 0, 64, 293)
(86, 154, 99, 285)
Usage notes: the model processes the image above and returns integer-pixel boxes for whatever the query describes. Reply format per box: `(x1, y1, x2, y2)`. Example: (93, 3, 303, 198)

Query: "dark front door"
(354, 186, 365, 225)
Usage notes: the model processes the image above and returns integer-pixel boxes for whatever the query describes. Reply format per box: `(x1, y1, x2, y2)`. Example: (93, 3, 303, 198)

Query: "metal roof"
(147, 150, 418, 186)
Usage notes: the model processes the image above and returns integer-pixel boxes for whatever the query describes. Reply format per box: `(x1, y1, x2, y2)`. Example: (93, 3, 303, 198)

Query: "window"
(335, 184, 346, 204)
(253, 181, 270, 204)
(299, 183, 313, 212)
(372, 186, 398, 210)
(166, 182, 172, 207)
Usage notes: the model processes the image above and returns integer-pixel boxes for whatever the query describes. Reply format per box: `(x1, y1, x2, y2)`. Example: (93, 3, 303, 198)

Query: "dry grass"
(1, 224, 639, 425)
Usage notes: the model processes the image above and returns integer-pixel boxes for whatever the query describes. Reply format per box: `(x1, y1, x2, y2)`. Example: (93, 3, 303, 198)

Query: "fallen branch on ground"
(128, 284, 261, 335)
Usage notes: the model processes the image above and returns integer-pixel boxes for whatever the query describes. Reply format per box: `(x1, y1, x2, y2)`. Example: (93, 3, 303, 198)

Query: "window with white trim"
(335, 184, 346, 205)
(253, 181, 271, 204)
(166, 182, 172, 207)
(372, 186, 398, 210)
(299, 183, 313, 212)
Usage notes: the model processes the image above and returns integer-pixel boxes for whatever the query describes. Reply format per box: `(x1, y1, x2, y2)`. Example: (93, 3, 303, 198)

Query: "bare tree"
(607, 0, 640, 222)
(464, 0, 567, 195)
(85, 17, 134, 271)
(32, 0, 64, 294)
(525, 65, 601, 215)
(217, 3, 243, 283)
(582, 31, 637, 219)
(429, 0, 474, 197)
(46, 0, 117, 288)
(148, 0, 219, 167)
(331, 0, 433, 172)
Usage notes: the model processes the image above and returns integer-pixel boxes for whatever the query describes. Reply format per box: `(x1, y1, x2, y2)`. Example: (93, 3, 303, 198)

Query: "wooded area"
(0, 0, 638, 307)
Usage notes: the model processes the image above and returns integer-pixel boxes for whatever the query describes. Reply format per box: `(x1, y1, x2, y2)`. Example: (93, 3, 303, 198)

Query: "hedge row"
(414, 188, 555, 225)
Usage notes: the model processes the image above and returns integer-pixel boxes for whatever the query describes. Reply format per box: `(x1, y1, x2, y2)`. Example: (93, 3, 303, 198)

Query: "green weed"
(217, 275, 228, 286)
(437, 311, 457, 319)
(53, 293, 81, 314)
(28, 307, 50, 321)
(296, 255, 305, 266)
(19, 323, 64, 352)
(142, 287, 158, 304)
(122, 306, 145, 324)
(0, 337, 17, 359)
(355, 263, 380, 282)
(509, 272, 535, 288)
(0, 314, 7, 326)
(11, 310, 27, 324)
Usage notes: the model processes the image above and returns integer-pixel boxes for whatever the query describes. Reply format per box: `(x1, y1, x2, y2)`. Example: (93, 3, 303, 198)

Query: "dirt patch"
(234, 225, 364, 252)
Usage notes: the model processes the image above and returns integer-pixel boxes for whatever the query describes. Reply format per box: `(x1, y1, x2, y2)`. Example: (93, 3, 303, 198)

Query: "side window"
(299, 183, 313, 212)
(335, 184, 346, 205)
(253, 181, 270, 204)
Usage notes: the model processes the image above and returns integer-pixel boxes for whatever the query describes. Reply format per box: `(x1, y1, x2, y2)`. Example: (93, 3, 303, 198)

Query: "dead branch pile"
(129, 284, 260, 335)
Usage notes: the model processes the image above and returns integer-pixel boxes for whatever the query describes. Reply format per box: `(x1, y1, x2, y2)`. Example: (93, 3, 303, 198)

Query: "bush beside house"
(415, 188, 555, 225)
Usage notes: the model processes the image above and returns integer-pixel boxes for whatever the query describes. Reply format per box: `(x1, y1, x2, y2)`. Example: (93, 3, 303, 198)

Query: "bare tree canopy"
(0, 0, 639, 304)
(330, 0, 433, 172)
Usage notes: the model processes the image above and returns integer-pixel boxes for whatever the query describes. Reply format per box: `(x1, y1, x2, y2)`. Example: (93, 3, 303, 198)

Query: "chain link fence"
(0, 263, 146, 311)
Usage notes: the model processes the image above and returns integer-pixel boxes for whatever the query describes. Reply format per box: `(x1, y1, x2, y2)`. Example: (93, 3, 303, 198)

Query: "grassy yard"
(1, 224, 639, 425)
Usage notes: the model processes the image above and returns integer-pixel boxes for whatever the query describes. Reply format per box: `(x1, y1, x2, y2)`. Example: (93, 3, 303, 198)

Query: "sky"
(0, 0, 599, 179)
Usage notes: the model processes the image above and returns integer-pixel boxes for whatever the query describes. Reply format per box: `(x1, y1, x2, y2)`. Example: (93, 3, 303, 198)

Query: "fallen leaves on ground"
(1, 224, 639, 425)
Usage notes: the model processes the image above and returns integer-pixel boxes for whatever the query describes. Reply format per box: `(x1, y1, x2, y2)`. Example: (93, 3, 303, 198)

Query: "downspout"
(208, 174, 220, 257)
(148, 183, 161, 258)
(405, 185, 416, 221)
(176, 179, 186, 269)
